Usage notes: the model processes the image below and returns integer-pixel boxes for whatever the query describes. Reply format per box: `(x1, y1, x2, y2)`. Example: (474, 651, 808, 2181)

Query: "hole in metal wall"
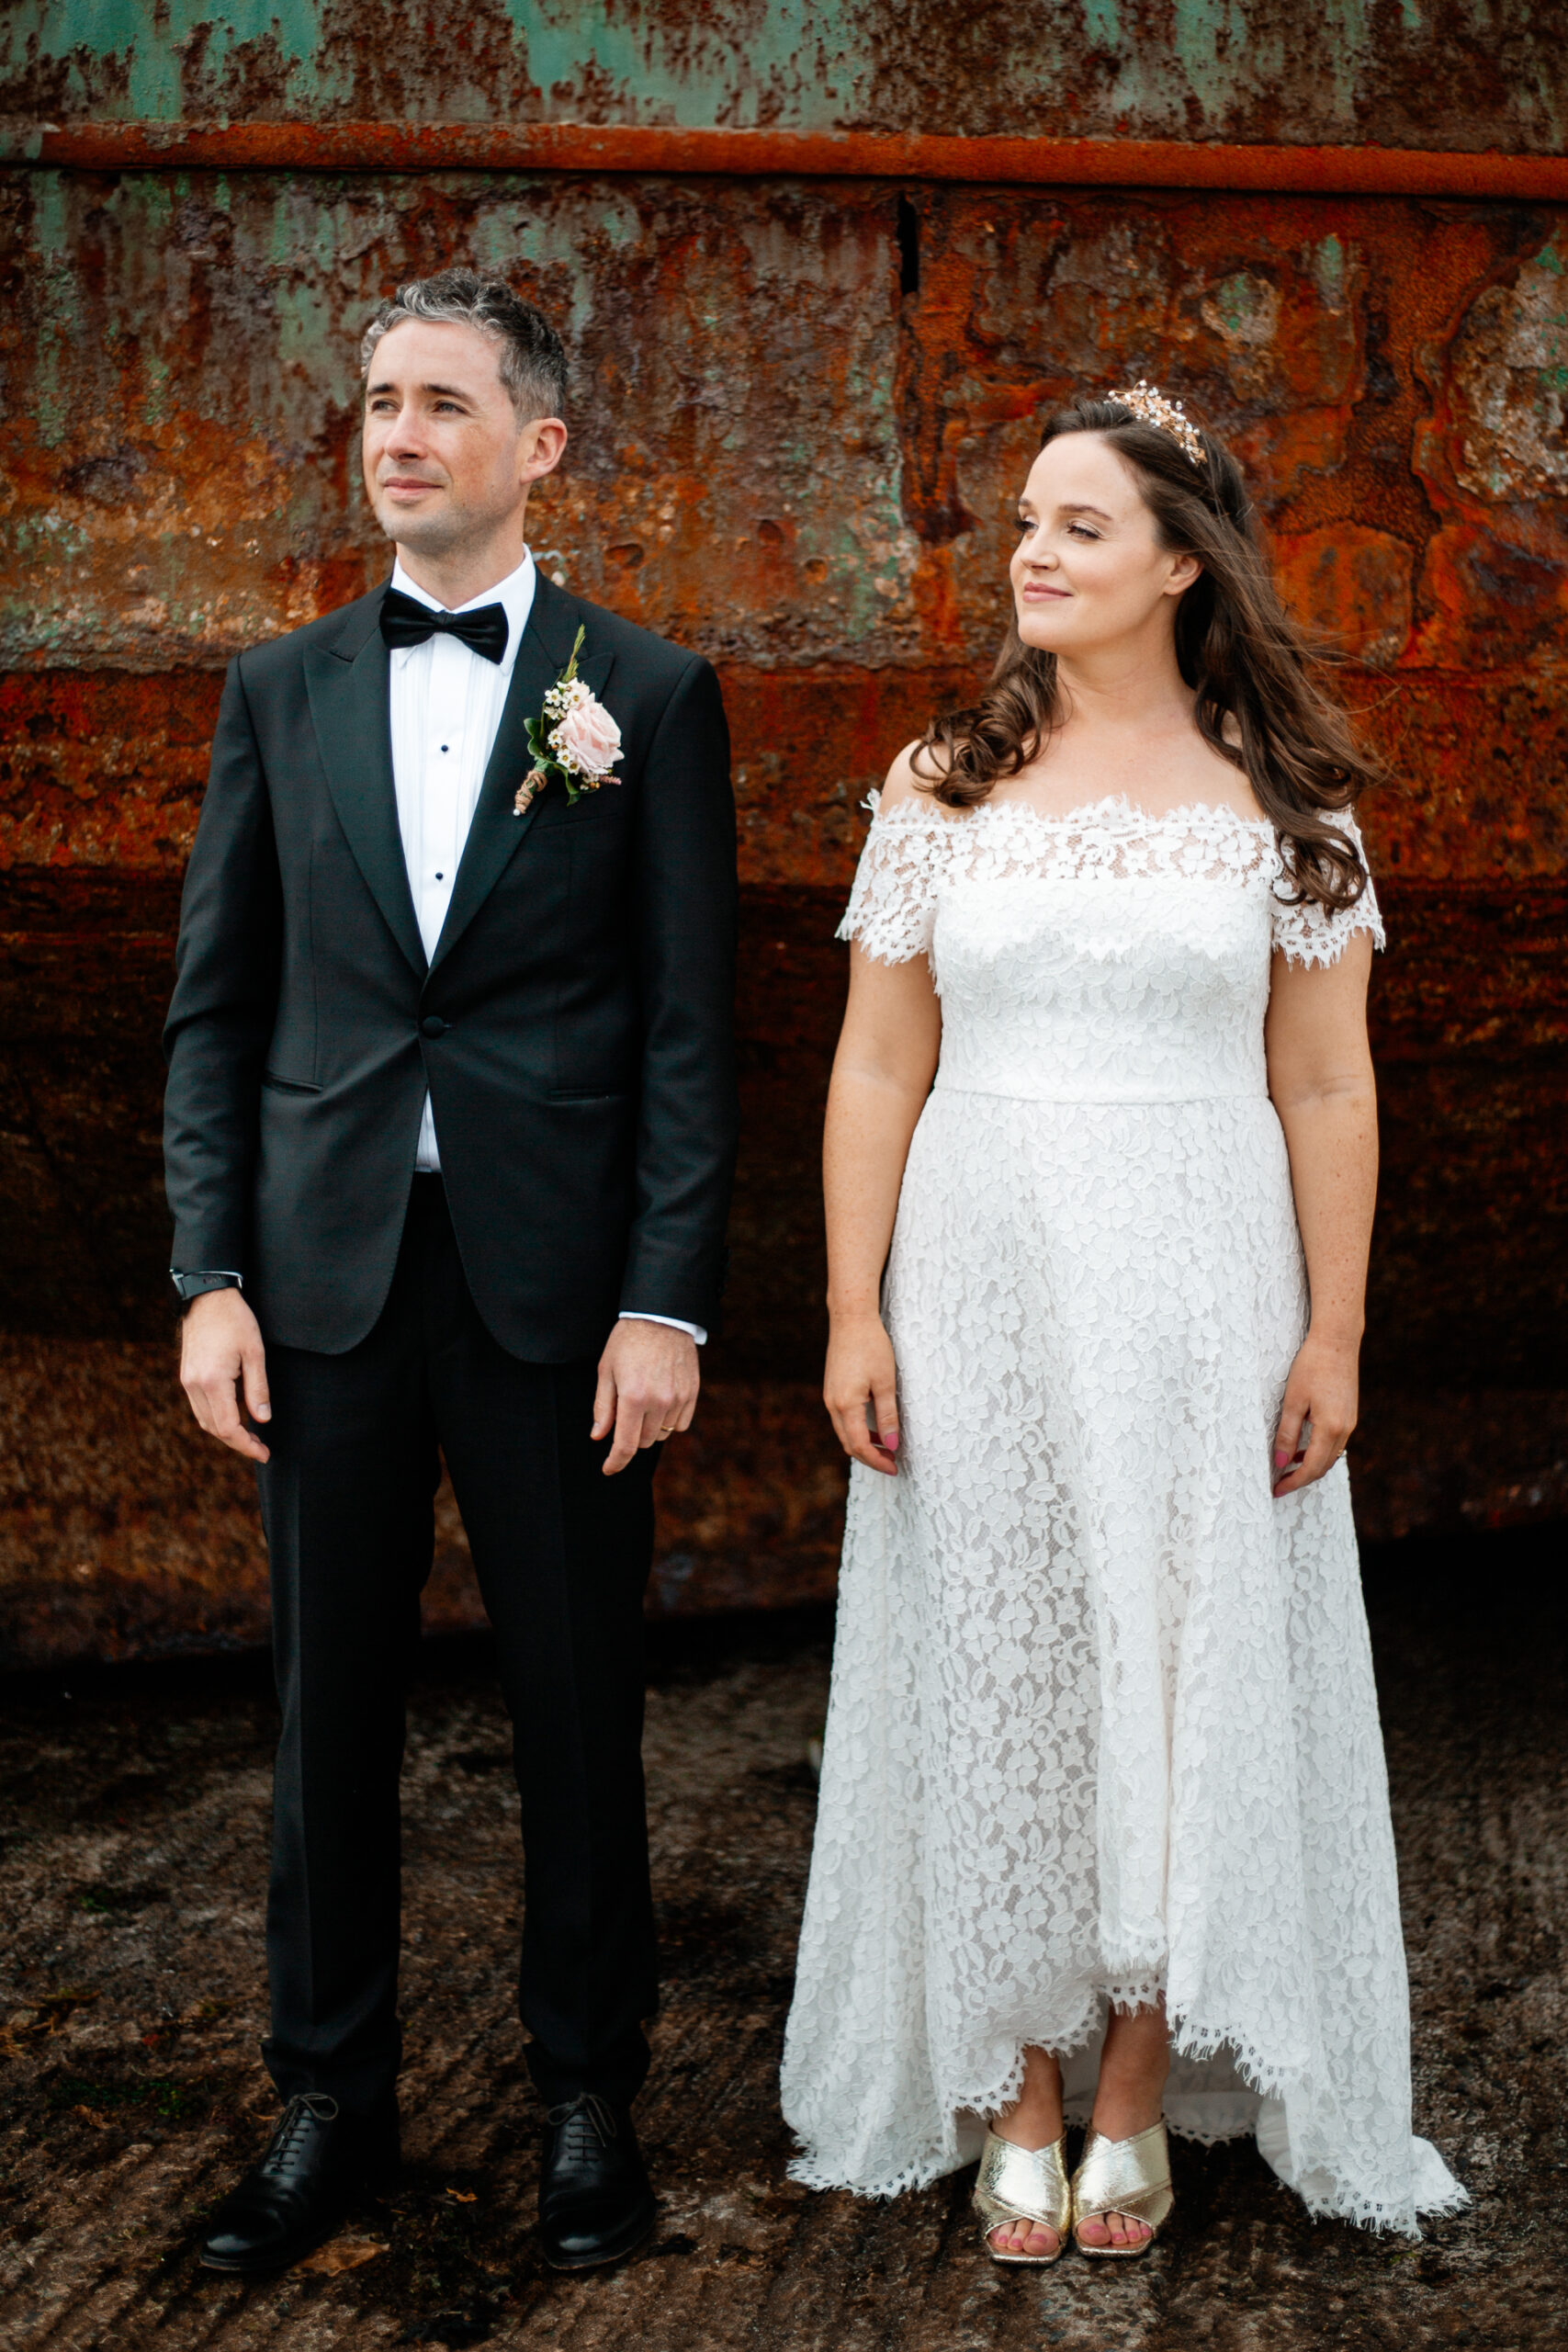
(897, 194, 920, 297)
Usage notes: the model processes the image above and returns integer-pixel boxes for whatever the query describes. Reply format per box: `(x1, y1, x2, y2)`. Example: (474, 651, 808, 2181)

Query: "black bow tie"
(379, 586, 509, 664)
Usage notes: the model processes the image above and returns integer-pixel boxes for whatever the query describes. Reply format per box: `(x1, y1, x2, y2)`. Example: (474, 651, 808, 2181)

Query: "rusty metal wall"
(3, 0, 1564, 151)
(1, 6, 1565, 1665)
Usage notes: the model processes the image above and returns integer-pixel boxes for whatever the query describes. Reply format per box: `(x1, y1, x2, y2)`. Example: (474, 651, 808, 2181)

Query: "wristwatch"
(170, 1271, 243, 1303)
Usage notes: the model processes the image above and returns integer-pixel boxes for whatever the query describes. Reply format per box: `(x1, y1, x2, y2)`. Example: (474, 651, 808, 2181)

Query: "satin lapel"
(429, 588, 615, 975)
(303, 602, 426, 977)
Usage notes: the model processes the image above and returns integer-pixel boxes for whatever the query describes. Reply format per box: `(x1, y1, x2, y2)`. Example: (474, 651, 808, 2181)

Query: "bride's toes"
(988, 2218, 1058, 2257)
(1076, 2213, 1111, 2247)
(1103, 2210, 1151, 2247)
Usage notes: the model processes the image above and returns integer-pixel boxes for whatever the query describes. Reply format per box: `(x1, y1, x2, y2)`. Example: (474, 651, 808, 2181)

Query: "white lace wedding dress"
(780, 791, 1465, 2234)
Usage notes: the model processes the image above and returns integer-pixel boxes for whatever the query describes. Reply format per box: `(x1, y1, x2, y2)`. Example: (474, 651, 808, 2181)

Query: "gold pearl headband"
(1111, 380, 1205, 468)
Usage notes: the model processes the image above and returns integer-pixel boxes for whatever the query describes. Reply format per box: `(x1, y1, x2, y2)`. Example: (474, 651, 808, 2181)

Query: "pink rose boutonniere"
(513, 627, 624, 814)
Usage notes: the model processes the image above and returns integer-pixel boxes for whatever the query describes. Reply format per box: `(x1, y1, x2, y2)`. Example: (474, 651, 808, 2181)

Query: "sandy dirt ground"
(1, 1535, 1562, 2351)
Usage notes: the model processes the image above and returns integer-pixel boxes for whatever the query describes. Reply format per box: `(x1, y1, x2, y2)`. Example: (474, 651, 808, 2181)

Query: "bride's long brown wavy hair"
(913, 395, 1377, 911)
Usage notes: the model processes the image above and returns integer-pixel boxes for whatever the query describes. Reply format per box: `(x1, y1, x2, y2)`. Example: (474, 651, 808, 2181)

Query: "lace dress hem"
(787, 1993, 1471, 2230)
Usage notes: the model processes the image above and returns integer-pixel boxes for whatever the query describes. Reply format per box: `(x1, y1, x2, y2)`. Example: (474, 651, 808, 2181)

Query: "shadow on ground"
(0, 1532, 1562, 2349)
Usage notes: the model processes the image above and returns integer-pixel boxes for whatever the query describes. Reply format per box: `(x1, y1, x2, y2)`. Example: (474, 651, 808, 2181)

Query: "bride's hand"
(1271, 1329, 1359, 1498)
(824, 1311, 901, 1476)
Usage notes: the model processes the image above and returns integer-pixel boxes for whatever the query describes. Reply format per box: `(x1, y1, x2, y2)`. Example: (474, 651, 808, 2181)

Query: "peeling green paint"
(1205, 270, 1279, 345)
(1312, 232, 1348, 311)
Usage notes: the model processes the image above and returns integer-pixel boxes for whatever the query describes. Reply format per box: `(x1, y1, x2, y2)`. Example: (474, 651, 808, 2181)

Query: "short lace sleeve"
(1270, 809, 1386, 968)
(836, 792, 951, 967)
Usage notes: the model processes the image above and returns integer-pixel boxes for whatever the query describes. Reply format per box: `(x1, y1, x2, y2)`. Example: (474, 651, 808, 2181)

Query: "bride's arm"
(822, 944, 941, 1476)
(1264, 932, 1379, 1498)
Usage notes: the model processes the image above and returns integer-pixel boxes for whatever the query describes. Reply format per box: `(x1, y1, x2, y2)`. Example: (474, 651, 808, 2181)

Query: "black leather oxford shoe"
(538, 2093, 657, 2270)
(198, 2092, 398, 2276)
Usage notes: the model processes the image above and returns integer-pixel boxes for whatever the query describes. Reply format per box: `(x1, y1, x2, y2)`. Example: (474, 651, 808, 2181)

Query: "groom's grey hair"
(361, 269, 568, 423)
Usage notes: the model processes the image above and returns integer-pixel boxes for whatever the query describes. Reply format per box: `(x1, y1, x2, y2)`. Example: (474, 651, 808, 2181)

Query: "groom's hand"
(592, 1320, 700, 1476)
(179, 1288, 273, 1464)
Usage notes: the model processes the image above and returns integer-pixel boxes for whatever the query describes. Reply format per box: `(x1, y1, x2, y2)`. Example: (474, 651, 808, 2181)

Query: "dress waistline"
(930, 1081, 1269, 1106)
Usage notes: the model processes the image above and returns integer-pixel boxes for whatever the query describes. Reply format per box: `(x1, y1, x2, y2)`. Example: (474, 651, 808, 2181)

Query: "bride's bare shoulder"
(878, 739, 957, 815)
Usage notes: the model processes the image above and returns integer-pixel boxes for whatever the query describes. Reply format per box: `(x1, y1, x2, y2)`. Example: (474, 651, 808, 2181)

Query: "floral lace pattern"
(780, 794, 1462, 2234)
(834, 790, 1385, 977)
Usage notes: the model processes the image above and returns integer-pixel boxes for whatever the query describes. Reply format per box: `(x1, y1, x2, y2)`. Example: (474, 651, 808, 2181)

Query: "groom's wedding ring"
(658, 1425, 676, 1438)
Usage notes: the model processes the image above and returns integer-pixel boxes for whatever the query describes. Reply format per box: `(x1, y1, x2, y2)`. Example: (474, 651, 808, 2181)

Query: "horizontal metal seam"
(4, 121, 1565, 198)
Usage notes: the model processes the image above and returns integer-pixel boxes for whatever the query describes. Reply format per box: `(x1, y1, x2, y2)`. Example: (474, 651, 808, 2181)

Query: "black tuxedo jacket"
(164, 573, 738, 1360)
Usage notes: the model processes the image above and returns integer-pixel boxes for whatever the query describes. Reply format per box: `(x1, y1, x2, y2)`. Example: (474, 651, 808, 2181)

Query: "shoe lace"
(546, 2092, 618, 2161)
(261, 2091, 339, 2176)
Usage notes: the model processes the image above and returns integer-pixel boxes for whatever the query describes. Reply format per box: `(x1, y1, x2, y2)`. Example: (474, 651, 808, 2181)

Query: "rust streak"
(7, 120, 1568, 200)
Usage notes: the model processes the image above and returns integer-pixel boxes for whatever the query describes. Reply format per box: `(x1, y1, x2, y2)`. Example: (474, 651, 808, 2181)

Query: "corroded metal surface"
(4, 177, 1566, 712)
(2, 0, 1564, 152)
(1, 145, 1565, 1658)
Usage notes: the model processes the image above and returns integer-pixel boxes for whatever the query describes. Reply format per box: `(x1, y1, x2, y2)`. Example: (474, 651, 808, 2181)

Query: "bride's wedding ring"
(658, 1425, 676, 1438)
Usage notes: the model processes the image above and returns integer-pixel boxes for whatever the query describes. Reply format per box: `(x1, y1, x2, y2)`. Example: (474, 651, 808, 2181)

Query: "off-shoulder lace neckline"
(869, 789, 1276, 837)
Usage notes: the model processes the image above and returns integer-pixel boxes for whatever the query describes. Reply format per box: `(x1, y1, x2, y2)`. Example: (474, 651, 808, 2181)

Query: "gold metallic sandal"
(1070, 2120, 1173, 2258)
(973, 2129, 1071, 2265)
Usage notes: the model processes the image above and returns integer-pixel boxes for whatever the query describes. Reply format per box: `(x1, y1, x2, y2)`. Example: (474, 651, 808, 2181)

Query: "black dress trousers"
(255, 1175, 659, 2119)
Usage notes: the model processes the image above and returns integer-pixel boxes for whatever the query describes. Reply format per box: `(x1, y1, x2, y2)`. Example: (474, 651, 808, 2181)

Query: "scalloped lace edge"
(785, 1993, 1465, 2233)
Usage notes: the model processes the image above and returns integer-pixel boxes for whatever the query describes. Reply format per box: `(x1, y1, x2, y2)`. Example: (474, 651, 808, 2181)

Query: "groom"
(164, 270, 737, 2274)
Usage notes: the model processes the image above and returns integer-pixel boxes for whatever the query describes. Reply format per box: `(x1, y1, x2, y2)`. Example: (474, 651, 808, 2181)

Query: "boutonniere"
(513, 628, 624, 814)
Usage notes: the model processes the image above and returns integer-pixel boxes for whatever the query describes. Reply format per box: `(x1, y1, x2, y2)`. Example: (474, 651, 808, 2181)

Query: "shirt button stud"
(421, 1015, 448, 1039)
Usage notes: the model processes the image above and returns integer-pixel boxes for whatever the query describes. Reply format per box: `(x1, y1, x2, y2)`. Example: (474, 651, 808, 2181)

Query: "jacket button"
(420, 1015, 448, 1039)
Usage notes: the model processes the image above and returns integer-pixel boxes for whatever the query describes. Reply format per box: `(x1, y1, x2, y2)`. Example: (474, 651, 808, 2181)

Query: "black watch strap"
(171, 1271, 243, 1303)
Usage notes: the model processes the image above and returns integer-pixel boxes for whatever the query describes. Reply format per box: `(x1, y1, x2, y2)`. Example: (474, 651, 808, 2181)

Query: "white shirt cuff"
(618, 1310, 706, 1346)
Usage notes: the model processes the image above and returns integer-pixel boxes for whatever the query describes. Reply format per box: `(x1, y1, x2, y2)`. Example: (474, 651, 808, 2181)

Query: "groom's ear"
(518, 415, 568, 486)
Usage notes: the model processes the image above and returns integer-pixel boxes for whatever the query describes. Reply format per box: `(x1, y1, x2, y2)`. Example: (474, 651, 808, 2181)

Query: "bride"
(780, 386, 1465, 2259)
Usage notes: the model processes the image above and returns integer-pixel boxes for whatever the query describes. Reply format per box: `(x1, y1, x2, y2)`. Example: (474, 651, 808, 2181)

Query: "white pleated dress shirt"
(387, 552, 703, 1344)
